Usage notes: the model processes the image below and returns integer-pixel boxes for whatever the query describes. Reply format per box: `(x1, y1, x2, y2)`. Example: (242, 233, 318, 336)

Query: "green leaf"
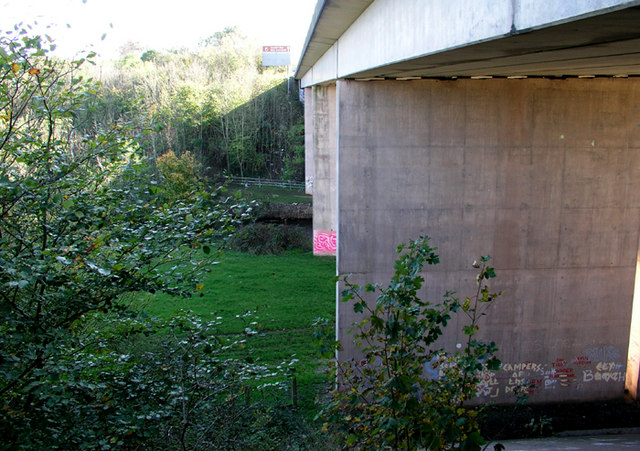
(486, 356, 501, 371)
(371, 315, 384, 330)
(463, 325, 479, 336)
(462, 431, 485, 449)
(97, 267, 111, 276)
(8, 280, 29, 289)
(484, 267, 496, 279)
(341, 291, 355, 302)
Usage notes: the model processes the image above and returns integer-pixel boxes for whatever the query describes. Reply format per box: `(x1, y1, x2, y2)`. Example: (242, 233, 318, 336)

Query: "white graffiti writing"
(473, 346, 625, 399)
(475, 370, 500, 398)
(583, 369, 625, 383)
(501, 362, 543, 373)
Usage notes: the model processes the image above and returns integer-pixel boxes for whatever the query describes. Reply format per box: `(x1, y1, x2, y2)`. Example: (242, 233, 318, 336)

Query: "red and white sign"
(262, 46, 290, 53)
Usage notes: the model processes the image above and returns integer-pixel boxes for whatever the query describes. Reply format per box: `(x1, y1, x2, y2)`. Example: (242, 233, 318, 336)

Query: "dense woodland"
(80, 27, 305, 181)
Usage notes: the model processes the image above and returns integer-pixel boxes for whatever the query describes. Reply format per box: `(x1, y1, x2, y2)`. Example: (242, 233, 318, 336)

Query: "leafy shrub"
(0, 28, 252, 449)
(0, 27, 316, 450)
(229, 223, 310, 254)
(156, 149, 202, 200)
(318, 237, 502, 450)
(1, 309, 315, 450)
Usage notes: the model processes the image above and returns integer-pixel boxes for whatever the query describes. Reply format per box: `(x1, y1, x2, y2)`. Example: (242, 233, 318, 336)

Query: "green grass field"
(140, 250, 336, 413)
(230, 184, 312, 204)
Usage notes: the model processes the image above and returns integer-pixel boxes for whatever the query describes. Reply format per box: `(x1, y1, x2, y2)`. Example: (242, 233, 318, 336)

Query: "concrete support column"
(335, 77, 640, 403)
(310, 85, 337, 256)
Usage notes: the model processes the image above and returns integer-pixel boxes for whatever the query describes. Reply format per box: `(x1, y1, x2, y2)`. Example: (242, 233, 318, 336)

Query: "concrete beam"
(296, 0, 374, 80)
(297, 0, 640, 86)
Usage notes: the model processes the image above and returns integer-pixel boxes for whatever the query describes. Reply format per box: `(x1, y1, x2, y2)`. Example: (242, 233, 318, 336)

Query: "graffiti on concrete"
(313, 230, 336, 255)
(475, 345, 626, 400)
(585, 346, 621, 363)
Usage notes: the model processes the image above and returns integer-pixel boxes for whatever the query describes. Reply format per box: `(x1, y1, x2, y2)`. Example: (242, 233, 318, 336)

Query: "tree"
(140, 49, 160, 63)
(200, 26, 241, 48)
(118, 40, 144, 57)
(78, 28, 306, 181)
(320, 237, 502, 450)
(0, 28, 246, 447)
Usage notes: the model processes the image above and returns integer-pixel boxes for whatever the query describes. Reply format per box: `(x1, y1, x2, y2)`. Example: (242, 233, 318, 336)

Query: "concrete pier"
(297, 0, 640, 403)
(332, 77, 640, 403)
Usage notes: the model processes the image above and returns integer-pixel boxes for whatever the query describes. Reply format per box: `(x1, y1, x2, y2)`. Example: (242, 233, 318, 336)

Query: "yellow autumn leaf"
(195, 283, 204, 291)
(29, 68, 41, 75)
(11, 63, 19, 73)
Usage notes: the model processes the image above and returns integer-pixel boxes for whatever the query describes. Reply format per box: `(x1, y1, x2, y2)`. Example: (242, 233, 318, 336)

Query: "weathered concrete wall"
(311, 85, 338, 255)
(336, 77, 640, 403)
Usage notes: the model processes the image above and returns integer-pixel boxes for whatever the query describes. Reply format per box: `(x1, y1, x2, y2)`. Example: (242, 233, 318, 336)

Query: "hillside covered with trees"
(80, 27, 305, 181)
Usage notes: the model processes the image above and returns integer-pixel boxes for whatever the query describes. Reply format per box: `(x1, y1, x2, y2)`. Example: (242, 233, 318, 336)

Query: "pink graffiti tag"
(314, 230, 337, 255)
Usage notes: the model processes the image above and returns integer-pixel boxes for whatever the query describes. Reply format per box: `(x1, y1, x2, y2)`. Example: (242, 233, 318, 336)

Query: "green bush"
(318, 237, 502, 450)
(1, 309, 317, 450)
(229, 223, 310, 254)
(156, 149, 202, 201)
(0, 29, 253, 449)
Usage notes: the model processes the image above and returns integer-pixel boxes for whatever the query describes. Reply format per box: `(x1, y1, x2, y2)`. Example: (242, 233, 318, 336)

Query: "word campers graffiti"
(475, 346, 626, 400)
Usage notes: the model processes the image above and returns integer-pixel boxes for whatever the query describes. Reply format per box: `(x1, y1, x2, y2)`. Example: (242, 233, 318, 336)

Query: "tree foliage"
(319, 237, 502, 450)
(0, 27, 256, 448)
(79, 27, 304, 181)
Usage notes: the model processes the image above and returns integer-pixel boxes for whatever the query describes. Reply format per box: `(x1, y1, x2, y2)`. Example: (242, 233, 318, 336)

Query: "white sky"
(0, 0, 318, 64)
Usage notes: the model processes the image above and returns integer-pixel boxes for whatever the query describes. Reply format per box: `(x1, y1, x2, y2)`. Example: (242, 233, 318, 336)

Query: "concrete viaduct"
(296, 0, 640, 404)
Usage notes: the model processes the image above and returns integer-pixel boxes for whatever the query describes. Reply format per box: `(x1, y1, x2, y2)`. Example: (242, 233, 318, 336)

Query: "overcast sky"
(0, 0, 317, 63)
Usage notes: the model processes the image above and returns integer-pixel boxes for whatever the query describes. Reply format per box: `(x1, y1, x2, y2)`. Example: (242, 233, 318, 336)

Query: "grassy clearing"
(229, 184, 312, 204)
(140, 250, 336, 414)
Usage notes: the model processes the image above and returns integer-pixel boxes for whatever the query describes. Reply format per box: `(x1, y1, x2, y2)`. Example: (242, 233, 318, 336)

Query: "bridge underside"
(300, 1, 640, 404)
(335, 6, 640, 79)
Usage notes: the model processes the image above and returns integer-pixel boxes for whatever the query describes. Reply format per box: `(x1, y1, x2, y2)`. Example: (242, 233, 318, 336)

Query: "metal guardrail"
(223, 176, 305, 190)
